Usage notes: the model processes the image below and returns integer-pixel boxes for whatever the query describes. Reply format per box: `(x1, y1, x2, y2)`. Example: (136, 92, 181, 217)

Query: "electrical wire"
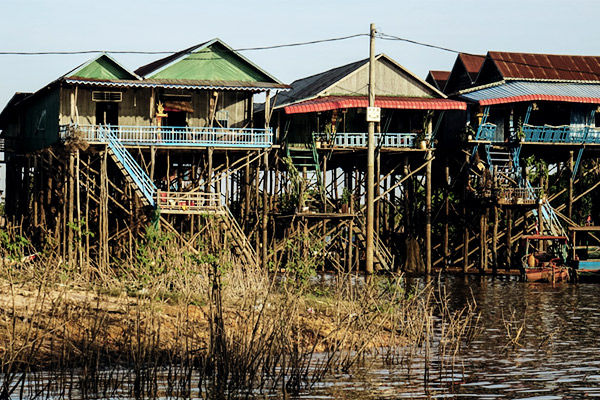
(378, 31, 600, 78)
(0, 34, 368, 56)
(0, 30, 598, 78)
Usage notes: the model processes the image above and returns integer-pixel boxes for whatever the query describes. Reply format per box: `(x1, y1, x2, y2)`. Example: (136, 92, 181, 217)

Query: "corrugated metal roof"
(135, 41, 210, 77)
(134, 38, 286, 86)
(273, 58, 369, 109)
(64, 77, 288, 91)
(284, 96, 466, 114)
(459, 53, 486, 81)
(426, 70, 450, 91)
(459, 81, 600, 105)
(66, 53, 140, 81)
(274, 54, 445, 110)
(489, 52, 600, 82)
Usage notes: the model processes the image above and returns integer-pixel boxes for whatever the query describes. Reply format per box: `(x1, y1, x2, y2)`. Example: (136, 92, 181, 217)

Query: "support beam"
(425, 149, 432, 274)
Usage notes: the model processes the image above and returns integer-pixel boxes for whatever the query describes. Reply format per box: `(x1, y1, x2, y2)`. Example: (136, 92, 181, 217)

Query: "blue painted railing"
(315, 132, 423, 148)
(523, 124, 600, 144)
(61, 124, 273, 148)
(526, 182, 566, 238)
(99, 127, 157, 206)
(475, 123, 497, 141)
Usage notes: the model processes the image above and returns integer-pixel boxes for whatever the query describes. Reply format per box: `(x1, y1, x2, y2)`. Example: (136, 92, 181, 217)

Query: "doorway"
(95, 102, 119, 126)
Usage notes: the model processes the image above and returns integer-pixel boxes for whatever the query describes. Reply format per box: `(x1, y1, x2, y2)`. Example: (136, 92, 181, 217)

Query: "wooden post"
(388, 174, 395, 247)
(207, 147, 213, 193)
(244, 152, 251, 232)
(506, 208, 513, 271)
(100, 149, 109, 271)
(443, 156, 450, 270)
(375, 151, 381, 236)
(463, 151, 470, 274)
(150, 147, 156, 181)
(492, 204, 499, 275)
(539, 174, 545, 251)
(347, 170, 354, 271)
(479, 210, 486, 274)
(425, 150, 432, 274)
(262, 91, 271, 268)
(323, 154, 328, 212)
(568, 151, 574, 221)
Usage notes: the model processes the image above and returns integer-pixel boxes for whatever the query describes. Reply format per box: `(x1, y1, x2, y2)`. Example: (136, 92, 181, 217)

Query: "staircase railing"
(526, 182, 567, 238)
(354, 213, 393, 271)
(99, 126, 157, 206)
(157, 190, 223, 214)
(221, 205, 258, 266)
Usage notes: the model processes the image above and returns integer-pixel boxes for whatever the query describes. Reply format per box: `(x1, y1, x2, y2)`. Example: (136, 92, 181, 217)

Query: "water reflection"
(299, 276, 600, 399)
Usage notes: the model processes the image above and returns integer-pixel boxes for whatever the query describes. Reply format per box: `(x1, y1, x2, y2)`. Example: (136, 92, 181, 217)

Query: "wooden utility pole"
(366, 22, 376, 275)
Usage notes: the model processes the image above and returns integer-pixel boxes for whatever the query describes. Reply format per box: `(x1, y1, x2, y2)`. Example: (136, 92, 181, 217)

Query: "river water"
(298, 276, 600, 399)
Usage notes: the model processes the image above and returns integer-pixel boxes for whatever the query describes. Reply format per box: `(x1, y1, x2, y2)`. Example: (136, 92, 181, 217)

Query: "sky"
(0, 0, 599, 109)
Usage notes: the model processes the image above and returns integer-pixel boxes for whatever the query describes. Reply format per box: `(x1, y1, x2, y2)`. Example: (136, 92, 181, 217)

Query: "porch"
(59, 124, 273, 148)
(314, 132, 427, 148)
(474, 122, 600, 144)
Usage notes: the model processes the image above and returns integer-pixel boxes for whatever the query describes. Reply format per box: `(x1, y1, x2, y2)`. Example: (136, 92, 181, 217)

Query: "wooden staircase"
(353, 215, 394, 271)
(219, 206, 258, 267)
(99, 127, 257, 265)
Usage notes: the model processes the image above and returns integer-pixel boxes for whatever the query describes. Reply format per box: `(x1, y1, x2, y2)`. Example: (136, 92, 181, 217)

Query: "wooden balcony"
(156, 190, 224, 215)
(314, 132, 425, 148)
(523, 124, 600, 144)
(60, 124, 273, 148)
(497, 187, 541, 206)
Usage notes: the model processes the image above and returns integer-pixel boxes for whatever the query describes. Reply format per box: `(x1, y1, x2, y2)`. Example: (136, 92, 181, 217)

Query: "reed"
(0, 222, 480, 399)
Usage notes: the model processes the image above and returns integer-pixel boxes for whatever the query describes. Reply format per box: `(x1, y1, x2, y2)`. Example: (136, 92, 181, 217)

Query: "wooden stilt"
(425, 149, 432, 274)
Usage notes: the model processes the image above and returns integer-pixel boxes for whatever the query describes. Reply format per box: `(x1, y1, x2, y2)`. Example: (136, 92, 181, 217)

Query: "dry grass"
(0, 225, 481, 398)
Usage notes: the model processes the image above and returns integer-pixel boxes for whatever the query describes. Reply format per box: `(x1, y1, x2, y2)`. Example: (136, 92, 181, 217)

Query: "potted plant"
(414, 130, 427, 149)
(340, 187, 352, 213)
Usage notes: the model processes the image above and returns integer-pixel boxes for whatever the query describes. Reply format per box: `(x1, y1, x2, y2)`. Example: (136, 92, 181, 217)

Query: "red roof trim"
(479, 94, 600, 106)
(284, 96, 466, 114)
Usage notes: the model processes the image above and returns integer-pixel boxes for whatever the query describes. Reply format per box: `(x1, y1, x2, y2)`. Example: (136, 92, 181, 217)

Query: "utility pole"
(366, 23, 377, 275)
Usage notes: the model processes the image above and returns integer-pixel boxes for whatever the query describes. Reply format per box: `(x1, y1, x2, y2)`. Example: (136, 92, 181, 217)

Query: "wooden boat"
(520, 235, 570, 283)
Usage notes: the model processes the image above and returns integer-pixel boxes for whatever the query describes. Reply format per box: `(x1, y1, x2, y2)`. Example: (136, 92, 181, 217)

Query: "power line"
(378, 31, 600, 78)
(0, 34, 368, 56)
(1, 30, 599, 79)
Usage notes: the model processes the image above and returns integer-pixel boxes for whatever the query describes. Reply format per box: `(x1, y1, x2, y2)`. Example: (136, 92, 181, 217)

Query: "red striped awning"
(479, 94, 600, 106)
(283, 96, 467, 114)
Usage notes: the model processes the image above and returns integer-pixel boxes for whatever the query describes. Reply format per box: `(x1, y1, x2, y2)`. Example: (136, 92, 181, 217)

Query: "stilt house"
(264, 54, 466, 272)
(0, 39, 289, 267)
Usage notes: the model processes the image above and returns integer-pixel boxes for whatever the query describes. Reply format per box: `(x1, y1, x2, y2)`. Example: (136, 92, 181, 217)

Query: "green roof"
(67, 54, 138, 80)
(144, 40, 277, 83)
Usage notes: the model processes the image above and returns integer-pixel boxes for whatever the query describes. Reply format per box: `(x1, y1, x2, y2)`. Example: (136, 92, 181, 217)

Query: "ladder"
(286, 138, 326, 210)
(100, 127, 157, 206)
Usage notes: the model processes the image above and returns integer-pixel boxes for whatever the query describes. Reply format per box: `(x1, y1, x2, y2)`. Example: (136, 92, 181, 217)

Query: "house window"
(92, 91, 122, 102)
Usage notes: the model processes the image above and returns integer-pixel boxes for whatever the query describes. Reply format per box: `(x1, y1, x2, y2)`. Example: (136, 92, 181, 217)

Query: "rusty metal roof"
(426, 70, 450, 91)
(459, 53, 486, 81)
(488, 52, 600, 82)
